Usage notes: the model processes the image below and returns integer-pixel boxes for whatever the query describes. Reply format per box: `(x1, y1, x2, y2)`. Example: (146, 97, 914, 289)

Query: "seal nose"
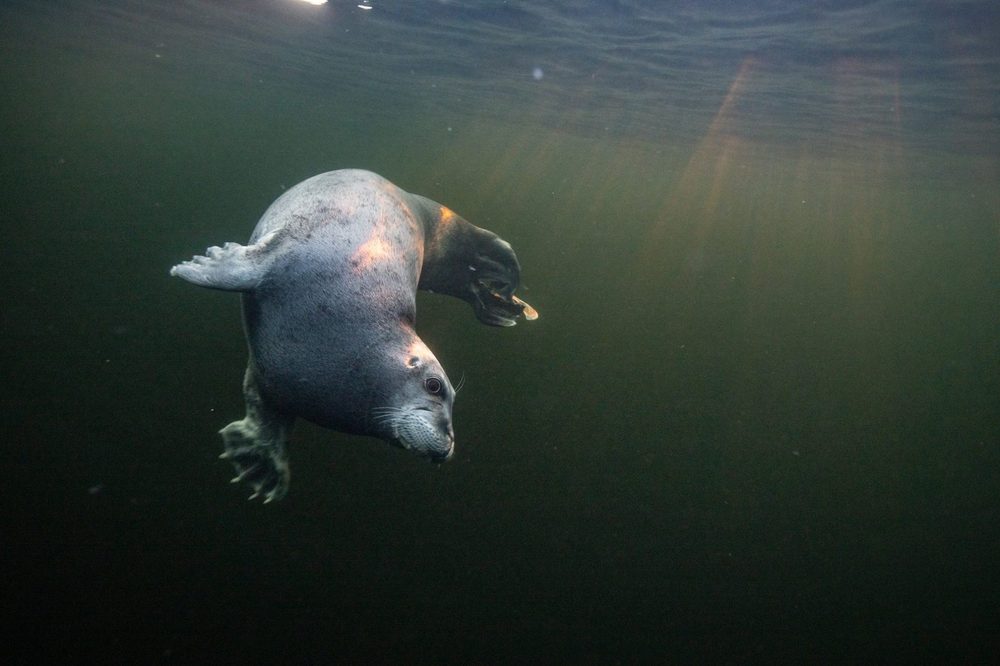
(430, 450, 452, 463)
(430, 437, 454, 463)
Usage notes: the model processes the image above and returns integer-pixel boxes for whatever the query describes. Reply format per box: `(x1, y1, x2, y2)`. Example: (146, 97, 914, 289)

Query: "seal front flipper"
(220, 420, 290, 503)
(170, 228, 285, 292)
(219, 365, 293, 503)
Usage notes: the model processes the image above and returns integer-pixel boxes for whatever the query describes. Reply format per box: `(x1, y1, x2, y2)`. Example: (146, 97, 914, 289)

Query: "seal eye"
(424, 376, 444, 396)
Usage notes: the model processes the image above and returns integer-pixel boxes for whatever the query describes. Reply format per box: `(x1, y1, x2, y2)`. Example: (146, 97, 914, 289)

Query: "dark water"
(3, 0, 998, 661)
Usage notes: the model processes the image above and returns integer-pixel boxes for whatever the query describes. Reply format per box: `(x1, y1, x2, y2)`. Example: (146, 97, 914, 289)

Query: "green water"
(3, 1, 998, 662)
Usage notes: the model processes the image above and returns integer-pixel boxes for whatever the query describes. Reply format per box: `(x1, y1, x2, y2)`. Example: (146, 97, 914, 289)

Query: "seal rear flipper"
(170, 228, 284, 292)
(511, 294, 539, 320)
(416, 208, 538, 326)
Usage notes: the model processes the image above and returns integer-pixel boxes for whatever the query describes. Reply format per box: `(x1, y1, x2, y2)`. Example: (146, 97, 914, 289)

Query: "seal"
(170, 169, 536, 502)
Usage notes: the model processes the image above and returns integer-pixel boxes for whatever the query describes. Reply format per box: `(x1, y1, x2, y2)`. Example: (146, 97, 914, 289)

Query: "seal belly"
(242, 207, 422, 433)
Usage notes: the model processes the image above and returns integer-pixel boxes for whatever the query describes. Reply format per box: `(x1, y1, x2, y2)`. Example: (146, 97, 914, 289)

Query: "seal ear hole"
(424, 376, 444, 396)
(406, 356, 421, 369)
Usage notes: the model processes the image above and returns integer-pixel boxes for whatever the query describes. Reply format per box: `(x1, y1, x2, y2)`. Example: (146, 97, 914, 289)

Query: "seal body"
(244, 171, 437, 436)
(171, 169, 535, 501)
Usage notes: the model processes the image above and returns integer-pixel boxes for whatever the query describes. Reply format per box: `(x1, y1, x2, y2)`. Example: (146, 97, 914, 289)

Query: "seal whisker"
(454, 373, 466, 394)
(371, 406, 404, 417)
(371, 406, 407, 426)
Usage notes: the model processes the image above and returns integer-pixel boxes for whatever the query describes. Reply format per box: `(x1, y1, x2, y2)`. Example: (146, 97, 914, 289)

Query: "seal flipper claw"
(170, 229, 285, 292)
(219, 364, 293, 503)
(220, 418, 290, 502)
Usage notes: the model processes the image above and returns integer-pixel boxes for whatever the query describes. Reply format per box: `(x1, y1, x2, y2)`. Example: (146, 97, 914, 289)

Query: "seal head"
(371, 339, 455, 462)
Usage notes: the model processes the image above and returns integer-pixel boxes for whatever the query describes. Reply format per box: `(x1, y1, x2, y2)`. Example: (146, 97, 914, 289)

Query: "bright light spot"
(532, 66, 544, 80)
(352, 235, 391, 270)
(296, 0, 327, 5)
(438, 206, 456, 224)
(358, 2, 372, 8)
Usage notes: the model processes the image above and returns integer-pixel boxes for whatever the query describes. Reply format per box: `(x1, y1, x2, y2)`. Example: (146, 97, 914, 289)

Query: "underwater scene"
(3, 0, 998, 662)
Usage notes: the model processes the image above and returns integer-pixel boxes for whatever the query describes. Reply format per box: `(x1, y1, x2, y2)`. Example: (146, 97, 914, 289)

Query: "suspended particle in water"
(532, 67, 544, 80)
